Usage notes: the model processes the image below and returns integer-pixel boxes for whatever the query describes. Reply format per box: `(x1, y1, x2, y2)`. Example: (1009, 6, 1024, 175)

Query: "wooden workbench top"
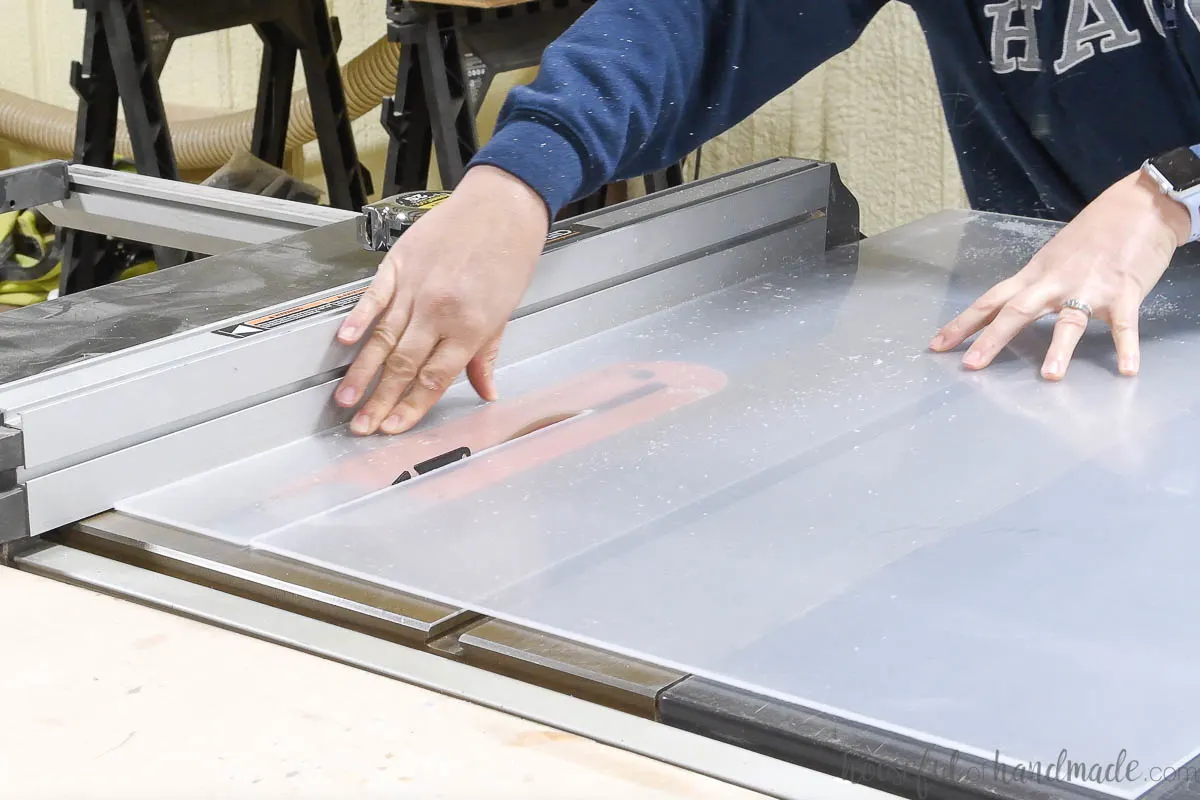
(0, 566, 768, 799)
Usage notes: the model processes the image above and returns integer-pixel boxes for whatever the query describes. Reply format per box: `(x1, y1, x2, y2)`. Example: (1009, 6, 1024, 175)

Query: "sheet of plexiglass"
(119, 212, 1200, 797)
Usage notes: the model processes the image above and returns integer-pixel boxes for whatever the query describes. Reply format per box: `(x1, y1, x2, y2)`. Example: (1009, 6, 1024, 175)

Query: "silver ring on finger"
(1061, 298, 1093, 319)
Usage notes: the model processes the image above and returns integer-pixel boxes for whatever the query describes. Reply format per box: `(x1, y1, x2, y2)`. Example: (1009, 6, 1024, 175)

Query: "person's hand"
(333, 165, 550, 435)
(929, 169, 1191, 379)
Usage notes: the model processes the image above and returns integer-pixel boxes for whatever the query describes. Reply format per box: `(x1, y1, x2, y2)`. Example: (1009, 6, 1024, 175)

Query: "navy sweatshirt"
(469, 0, 1200, 224)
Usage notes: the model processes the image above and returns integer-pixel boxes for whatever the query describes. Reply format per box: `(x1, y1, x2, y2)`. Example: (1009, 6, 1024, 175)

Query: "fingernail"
(350, 413, 371, 435)
(381, 412, 409, 434)
(1120, 355, 1138, 374)
(339, 325, 358, 341)
(336, 386, 358, 406)
(929, 334, 945, 350)
(963, 351, 982, 368)
(1043, 360, 1062, 378)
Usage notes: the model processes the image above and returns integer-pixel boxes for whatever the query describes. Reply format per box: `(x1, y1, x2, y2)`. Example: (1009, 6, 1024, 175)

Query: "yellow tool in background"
(0, 208, 60, 308)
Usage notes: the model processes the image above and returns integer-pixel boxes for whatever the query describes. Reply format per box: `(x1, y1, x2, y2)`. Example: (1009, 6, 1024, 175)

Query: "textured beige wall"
(0, 1, 965, 234)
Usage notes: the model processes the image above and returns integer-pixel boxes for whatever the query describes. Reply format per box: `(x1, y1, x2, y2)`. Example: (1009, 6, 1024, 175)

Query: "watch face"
(1149, 147, 1200, 192)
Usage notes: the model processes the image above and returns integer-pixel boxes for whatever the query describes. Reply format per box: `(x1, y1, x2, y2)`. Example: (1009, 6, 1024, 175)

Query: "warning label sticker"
(213, 287, 367, 339)
(395, 190, 452, 210)
(544, 223, 600, 249)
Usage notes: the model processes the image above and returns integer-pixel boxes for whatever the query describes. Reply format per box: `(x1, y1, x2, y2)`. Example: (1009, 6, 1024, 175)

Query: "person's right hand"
(333, 165, 551, 436)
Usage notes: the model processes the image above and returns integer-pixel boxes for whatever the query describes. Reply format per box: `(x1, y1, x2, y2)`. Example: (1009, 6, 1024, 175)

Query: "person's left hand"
(929, 169, 1191, 379)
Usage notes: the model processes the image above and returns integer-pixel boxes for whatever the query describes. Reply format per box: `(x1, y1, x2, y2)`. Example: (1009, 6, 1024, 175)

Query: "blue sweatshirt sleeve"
(469, 0, 889, 218)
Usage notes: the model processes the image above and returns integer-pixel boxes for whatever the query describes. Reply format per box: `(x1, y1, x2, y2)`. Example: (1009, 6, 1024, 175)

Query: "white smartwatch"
(1142, 145, 1200, 244)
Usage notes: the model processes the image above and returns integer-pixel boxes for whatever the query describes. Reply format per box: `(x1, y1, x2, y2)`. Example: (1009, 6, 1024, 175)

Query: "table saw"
(2, 157, 1196, 800)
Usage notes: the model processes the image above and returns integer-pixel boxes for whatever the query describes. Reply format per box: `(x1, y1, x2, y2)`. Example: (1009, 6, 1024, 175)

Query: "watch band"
(1178, 145, 1200, 244)
(1143, 144, 1200, 244)
(1184, 185, 1200, 245)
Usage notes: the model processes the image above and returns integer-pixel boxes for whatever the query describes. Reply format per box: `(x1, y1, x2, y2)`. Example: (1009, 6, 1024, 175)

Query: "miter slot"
(459, 620, 688, 720)
(59, 513, 478, 646)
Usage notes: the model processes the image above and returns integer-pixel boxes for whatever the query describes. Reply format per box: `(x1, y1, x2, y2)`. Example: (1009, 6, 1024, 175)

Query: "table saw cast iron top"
(2, 158, 1198, 800)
